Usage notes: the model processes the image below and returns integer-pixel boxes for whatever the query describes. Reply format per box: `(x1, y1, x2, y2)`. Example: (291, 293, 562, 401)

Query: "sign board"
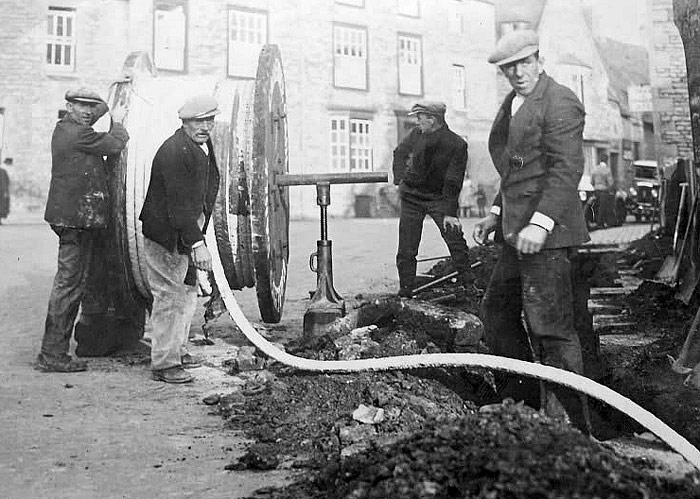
(628, 85, 653, 113)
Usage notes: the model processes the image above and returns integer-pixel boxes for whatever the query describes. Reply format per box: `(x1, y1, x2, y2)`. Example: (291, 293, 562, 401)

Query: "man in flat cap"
(37, 87, 129, 372)
(392, 101, 470, 298)
(139, 94, 220, 383)
(474, 29, 591, 433)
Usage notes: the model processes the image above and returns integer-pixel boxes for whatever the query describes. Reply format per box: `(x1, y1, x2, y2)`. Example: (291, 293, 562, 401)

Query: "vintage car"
(625, 160, 661, 222)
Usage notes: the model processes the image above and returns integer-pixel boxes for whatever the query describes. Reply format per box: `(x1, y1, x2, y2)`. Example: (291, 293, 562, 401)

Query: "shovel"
(655, 183, 688, 284)
(677, 192, 700, 303)
(669, 303, 700, 376)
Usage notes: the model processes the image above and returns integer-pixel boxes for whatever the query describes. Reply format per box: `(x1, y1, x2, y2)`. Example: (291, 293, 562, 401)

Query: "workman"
(37, 88, 129, 372)
(393, 101, 470, 298)
(473, 30, 592, 433)
(590, 154, 615, 228)
(139, 95, 220, 384)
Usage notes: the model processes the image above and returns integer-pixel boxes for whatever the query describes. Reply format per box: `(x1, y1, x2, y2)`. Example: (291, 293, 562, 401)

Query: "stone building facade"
(646, 0, 693, 172)
(0, 0, 499, 218)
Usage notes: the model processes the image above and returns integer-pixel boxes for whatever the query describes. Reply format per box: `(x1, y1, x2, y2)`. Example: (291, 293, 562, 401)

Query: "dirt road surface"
(0, 214, 454, 499)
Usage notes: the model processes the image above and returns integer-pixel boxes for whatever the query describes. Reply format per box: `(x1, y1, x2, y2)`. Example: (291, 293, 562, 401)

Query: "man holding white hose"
(139, 95, 220, 384)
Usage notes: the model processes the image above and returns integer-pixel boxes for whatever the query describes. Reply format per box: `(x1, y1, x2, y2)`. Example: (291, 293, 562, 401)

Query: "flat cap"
(178, 95, 221, 120)
(65, 87, 106, 105)
(407, 101, 447, 117)
(488, 29, 539, 66)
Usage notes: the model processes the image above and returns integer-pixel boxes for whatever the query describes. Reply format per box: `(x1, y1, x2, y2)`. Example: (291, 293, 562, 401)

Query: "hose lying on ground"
(205, 231, 700, 471)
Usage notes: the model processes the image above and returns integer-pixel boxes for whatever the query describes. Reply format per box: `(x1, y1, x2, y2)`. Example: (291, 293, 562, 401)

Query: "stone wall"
(647, 0, 693, 172)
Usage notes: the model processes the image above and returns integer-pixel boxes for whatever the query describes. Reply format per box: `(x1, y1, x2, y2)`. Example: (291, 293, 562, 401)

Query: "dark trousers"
(595, 190, 612, 226)
(40, 226, 108, 360)
(396, 192, 470, 290)
(481, 244, 590, 433)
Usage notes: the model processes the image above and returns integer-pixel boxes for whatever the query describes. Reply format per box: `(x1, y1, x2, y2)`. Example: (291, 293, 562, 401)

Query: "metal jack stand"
(304, 182, 345, 338)
(274, 172, 388, 338)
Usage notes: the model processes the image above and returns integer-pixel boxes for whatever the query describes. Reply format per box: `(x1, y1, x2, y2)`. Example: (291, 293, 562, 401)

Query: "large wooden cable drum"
(250, 45, 289, 323)
(107, 45, 289, 323)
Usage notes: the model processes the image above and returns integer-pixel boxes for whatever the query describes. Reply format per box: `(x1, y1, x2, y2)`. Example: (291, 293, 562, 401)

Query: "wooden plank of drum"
(232, 81, 257, 289)
(251, 45, 290, 323)
(211, 79, 244, 290)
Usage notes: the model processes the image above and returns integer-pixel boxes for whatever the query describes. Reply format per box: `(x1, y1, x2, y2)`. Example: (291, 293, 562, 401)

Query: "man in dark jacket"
(37, 88, 129, 372)
(139, 95, 220, 384)
(393, 101, 470, 298)
(473, 30, 591, 433)
(0, 157, 10, 224)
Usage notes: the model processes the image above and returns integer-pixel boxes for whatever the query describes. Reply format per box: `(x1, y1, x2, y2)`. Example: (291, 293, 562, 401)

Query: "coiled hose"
(205, 231, 700, 471)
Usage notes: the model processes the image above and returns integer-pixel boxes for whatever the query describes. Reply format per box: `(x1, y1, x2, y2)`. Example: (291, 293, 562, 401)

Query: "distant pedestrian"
(392, 101, 470, 298)
(459, 178, 474, 218)
(475, 184, 487, 218)
(139, 95, 220, 384)
(0, 157, 10, 224)
(591, 154, 614, 227)
(37, 88, 129, 373)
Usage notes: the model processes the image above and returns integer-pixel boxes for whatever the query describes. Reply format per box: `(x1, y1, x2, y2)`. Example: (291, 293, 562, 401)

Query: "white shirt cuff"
(191, 240, 205, 250)
(529, 212, 555, 233)
(489, 205, 501, 216)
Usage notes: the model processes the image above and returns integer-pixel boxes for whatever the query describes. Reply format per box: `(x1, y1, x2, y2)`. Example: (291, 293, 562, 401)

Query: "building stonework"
(0, 0, 499, 219)
(647, 0, 693, 170)
(0, 0, 131, 206)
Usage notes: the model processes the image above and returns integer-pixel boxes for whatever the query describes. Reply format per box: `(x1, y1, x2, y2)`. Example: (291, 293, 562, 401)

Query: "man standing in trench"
(473, 30, 591, 433)
(139, 95, 220, 384)
(393, 101, 470, 298)
(37, 88, 129, 372)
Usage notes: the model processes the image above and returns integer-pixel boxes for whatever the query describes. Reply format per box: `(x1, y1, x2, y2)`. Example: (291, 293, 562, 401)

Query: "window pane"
(66, 16, 72, 37)
(47, 15, 53, 35)
(56, 16, 63, 36)
(55, 45, 61, 64)
(46, 44, 52, 63)
(228, 9, 268, 77)
(65, 45, 71, 65)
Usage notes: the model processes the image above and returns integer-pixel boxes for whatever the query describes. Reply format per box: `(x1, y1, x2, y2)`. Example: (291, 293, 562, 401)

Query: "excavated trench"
(202, 234, 700, 498)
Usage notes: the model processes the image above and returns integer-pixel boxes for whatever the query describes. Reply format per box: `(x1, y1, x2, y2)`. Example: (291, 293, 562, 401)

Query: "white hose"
(204, 230, 700, 471)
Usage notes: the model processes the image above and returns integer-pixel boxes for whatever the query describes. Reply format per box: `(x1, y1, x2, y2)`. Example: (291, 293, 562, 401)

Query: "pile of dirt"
(247, 401, 699, 499)
(210, 235, 700, 497)
(220, 370, 474, 472)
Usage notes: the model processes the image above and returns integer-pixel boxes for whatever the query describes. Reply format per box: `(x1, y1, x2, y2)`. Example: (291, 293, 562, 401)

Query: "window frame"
(332, 23, 369, 91)
(397, 33, 423, 96)
(329, 113, 374, 173)
(335, 0, 365, 7)
(452, 64, 467, 111)
(46, 6, 76, 73)
(227, 6, 269, 79)
(152, 0, 188, 73)
(397, 0, 420, 18)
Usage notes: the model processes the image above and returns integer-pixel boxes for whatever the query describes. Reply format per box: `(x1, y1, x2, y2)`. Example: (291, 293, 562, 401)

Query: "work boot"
(152, 366, 194, 384)
(181, 353, 202, 369)
(35, 353, 87, 373)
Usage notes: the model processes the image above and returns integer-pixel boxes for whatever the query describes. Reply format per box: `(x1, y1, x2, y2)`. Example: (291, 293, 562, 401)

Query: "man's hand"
(473, 213, 499, 245)
(110, 103, 128, 124)
(442, 216, 463, 236)
(192, 244, 213, 272)
(516, 224, 548, 254)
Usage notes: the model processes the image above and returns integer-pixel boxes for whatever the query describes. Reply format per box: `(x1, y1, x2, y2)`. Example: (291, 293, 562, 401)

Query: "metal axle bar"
(275, 172, 388, 186)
